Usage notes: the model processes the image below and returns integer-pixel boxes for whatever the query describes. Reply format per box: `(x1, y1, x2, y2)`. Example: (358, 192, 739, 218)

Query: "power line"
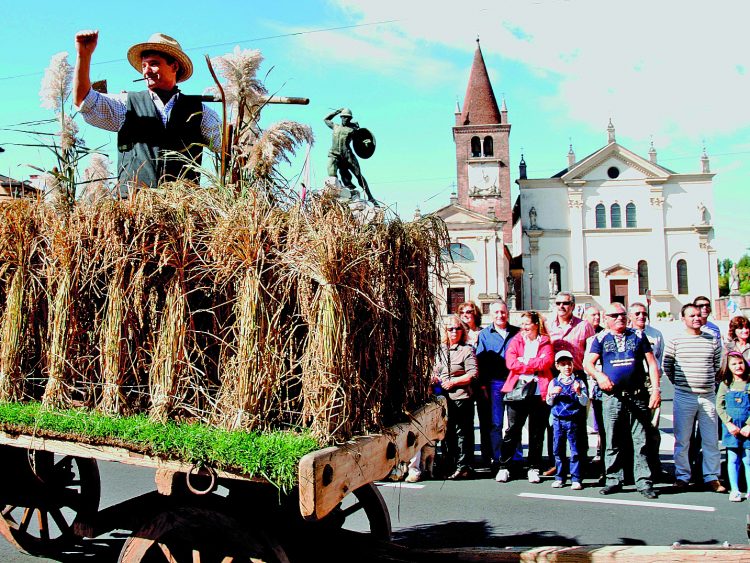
(0, 19, 402, 82)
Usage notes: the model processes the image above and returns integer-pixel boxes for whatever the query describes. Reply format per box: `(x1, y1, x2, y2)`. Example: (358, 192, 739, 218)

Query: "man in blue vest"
(73, 30, 221, 195)
(584, 302, 661, 499)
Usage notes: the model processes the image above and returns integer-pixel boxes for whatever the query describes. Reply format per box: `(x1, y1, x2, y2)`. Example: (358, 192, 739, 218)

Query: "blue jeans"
(727, 447, 750, 494)
(490, 380, 506, 464)
(553, 417, 583, 482)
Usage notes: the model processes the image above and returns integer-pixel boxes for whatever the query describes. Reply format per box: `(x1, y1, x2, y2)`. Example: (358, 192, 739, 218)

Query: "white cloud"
(318, 0, 750, 139)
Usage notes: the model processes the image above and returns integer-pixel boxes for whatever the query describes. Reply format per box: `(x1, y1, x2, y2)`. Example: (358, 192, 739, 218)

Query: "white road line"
(376, 482, 425, 490)
(661, 413, 674, 422)
(518, 492, 715, 512)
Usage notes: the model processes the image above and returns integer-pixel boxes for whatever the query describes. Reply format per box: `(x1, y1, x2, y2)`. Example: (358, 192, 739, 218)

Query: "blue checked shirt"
(77, 88, 221, 151)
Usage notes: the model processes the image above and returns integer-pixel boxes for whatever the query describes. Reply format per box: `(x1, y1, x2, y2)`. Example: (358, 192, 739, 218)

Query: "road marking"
(518, 492, 715, 512)
(661, 413, 674, 422)
(377, 482, 425, 490)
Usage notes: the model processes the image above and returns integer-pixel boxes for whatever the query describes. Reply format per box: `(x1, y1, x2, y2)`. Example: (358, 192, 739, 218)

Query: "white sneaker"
(571, 482, 583, 491)
(528, 468, 541, 483)
(729, 490, 742, 502)
(551, 480, 564, 488)
(405, 469, 421, 483)
(495, 468, 510, 483)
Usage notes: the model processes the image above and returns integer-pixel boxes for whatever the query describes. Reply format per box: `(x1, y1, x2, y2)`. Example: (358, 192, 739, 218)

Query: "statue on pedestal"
(548, 269, 558, 296)
(529, 206, 538, 229)
(697, 202, 708, 225)
(730, 264, 740, 294)
(324, 107, 377, 205)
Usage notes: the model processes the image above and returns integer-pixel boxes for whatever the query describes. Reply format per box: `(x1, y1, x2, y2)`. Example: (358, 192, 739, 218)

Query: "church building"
(432, 42, 719, 318)
(517, 121, 719, 316)
(432, 40, 515, 315)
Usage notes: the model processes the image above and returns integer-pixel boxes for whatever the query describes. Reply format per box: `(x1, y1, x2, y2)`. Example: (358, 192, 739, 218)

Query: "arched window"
(610, 203, 622, 228)
(470, 136, 481, 158)
(638, 260, 649, 294)
(595, 204, 606, 228)
(589, 261, 600, 296)
(483, 136, 494, 157)
(550, 261, 561, 294)
(441, 242, 475, 263)
(626, 203, 637, 228)
(677, 259, 688, 294)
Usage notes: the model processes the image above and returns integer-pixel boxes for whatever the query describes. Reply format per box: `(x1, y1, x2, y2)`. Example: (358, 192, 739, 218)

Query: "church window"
(610, 203, 622, 228)
(470, 136, 481, 158)
(483, 136, 494, 157)
(442, 242, 475, 263)
(595, 204, 606, 228)
(677, 259, 688, 294)
(637, 260, 649, 294)
(589, 261, 600, 296)
(626, 203, 637, 227)
(607, 166, 620, 179)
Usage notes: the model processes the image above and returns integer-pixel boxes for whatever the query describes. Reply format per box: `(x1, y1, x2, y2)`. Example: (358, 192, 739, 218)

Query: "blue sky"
(1, 0, 748, 259)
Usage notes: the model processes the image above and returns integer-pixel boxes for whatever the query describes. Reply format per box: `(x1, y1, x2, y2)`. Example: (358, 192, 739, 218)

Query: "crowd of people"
(407, 294, 750, 503)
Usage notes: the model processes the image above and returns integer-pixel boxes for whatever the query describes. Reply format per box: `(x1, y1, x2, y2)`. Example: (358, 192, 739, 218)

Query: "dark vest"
(117, 91, 205, 189)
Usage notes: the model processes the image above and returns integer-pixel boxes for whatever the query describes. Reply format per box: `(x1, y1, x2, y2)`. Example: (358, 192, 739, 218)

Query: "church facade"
(432, 43, 719, 318)
(517, 122, 719, 316)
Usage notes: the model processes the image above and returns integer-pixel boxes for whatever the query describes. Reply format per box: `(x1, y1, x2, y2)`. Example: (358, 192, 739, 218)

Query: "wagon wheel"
(320, 483, 392, 540)
(0, 451, 100, 556)
(118, 507, 290, 563)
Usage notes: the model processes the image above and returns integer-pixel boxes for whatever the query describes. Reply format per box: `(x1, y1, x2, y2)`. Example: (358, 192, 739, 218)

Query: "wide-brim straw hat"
(127, 33, 193, 83)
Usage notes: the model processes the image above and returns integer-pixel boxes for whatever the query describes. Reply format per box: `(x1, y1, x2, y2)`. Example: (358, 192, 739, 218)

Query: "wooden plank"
(304, 534, 750, 562)
(0, 432, 259, 483)
(298, 397, 447, 521)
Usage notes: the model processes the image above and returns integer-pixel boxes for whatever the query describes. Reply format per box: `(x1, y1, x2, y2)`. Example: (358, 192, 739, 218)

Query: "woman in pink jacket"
(495, 311, 555, 484)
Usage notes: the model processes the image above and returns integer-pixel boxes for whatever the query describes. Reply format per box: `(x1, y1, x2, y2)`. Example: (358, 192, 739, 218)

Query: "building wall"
(519, 149, 718, 315)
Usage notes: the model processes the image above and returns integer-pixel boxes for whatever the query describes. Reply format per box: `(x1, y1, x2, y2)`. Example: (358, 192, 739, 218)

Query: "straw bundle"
(0, 184, 447, 443)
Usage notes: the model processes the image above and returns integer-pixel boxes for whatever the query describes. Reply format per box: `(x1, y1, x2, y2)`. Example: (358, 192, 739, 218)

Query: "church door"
(447, 287, 466, 315)
(609, 280, 628, 307)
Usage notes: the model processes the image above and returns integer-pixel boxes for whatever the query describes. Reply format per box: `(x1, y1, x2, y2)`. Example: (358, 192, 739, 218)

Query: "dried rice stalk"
(43, 266, 71, 408)
(149, 276, 187, 421)
(0, 267, 26, 400)
(99, 262, 126, 413)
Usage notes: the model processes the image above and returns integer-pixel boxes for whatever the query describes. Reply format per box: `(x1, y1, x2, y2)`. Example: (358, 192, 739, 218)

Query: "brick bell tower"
(453, 39, 512, 242)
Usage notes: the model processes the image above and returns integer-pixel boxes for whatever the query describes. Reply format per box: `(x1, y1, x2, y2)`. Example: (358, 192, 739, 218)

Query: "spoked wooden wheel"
(118, 507, 290, 563)
(0, 450, 100, 555)
(321, 483, 391, 540)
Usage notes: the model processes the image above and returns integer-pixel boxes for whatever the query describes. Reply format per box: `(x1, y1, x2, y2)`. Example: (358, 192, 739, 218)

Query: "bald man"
(585, 302, 661, 499)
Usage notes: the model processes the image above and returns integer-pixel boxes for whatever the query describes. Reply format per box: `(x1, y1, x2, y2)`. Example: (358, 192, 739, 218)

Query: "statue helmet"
(339, 108, 353, 118)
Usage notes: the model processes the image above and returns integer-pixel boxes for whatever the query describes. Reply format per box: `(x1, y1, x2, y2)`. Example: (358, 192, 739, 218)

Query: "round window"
(607, 166, 620, 179)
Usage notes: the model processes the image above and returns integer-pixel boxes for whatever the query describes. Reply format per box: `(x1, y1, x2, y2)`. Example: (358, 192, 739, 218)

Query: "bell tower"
(453, 39, 512, 241)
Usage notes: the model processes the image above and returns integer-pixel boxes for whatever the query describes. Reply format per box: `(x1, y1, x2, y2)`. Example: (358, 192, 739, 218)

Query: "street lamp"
(528, 272, 534, 310)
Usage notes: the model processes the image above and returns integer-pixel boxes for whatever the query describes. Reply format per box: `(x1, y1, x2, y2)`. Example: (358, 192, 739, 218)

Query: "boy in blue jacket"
(547, 350, 589, 489)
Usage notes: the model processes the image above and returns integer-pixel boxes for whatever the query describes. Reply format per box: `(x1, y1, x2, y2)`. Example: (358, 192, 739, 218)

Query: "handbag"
(504, 378, 537, 402)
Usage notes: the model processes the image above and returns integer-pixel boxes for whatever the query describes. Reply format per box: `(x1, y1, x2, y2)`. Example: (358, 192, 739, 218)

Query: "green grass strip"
(0, 402, 320, 492)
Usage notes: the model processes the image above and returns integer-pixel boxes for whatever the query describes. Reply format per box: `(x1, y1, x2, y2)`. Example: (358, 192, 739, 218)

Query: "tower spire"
(648, 138, 657, 164)
(567, 140, 576, 168)
(459, 39, 502, 125)
(607, 118, 616, 144)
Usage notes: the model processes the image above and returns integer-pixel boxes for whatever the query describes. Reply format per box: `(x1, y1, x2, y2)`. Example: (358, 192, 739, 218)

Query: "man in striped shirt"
(663, 303, 725, 493)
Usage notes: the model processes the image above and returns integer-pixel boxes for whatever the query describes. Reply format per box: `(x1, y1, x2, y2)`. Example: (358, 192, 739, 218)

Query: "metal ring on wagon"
(185, 464, 217, 495)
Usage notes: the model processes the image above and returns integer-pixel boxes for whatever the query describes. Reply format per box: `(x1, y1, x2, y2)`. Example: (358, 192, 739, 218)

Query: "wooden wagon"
(0, 398, 446, 562)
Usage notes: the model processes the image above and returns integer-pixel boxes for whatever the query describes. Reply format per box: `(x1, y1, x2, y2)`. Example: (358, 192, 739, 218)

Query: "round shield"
(351, 128, 376, 159)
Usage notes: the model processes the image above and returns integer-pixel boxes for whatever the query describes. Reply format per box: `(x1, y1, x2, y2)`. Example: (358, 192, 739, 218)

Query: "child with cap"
(547, 350, 589, 489)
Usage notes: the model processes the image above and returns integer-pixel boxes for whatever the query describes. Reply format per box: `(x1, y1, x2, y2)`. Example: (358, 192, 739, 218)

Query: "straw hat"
(127, 33, 193, 83)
